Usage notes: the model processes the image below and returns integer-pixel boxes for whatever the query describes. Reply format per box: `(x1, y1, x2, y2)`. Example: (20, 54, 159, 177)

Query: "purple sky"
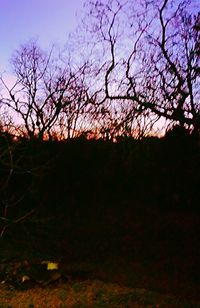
(0, 0, 84, 70)
(1, 0, 199, 72)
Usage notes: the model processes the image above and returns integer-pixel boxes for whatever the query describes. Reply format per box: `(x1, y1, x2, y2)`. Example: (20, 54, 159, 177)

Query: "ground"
(0, 202, 200, 307)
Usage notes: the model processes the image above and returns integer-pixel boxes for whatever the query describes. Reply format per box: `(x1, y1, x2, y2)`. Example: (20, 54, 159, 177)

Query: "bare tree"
(141, 0, 200, 132)
(82, 0, 200, 135)
(55, 63, 95, 139)
(0, 41, 90, 140)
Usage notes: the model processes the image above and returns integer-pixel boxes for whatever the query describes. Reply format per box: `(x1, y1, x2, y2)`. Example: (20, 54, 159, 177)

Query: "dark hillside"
(0, 131, 200, 300)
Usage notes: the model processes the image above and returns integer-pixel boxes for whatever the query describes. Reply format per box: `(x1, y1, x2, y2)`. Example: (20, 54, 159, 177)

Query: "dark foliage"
(0, 130, 199, 220)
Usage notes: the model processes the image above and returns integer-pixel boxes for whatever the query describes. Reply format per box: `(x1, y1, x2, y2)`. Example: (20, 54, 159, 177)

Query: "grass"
(0, 280, 199, 307)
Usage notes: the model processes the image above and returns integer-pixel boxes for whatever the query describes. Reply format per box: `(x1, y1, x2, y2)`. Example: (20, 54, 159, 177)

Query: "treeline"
(0, 127, 199, 234)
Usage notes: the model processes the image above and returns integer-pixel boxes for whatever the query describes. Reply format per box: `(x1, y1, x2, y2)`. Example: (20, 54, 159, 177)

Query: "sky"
(1, 0, 199, 72)
(0, 0, 84, 71)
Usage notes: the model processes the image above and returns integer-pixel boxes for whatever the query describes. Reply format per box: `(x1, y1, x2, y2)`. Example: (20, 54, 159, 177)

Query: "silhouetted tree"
(82, 0, 200, 134)
(0, 41, 90, 140)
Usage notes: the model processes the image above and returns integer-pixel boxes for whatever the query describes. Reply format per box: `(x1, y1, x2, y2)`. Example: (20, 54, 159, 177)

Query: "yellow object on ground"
(47, 262, 59, 271)
(22, 275, 31, 282)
